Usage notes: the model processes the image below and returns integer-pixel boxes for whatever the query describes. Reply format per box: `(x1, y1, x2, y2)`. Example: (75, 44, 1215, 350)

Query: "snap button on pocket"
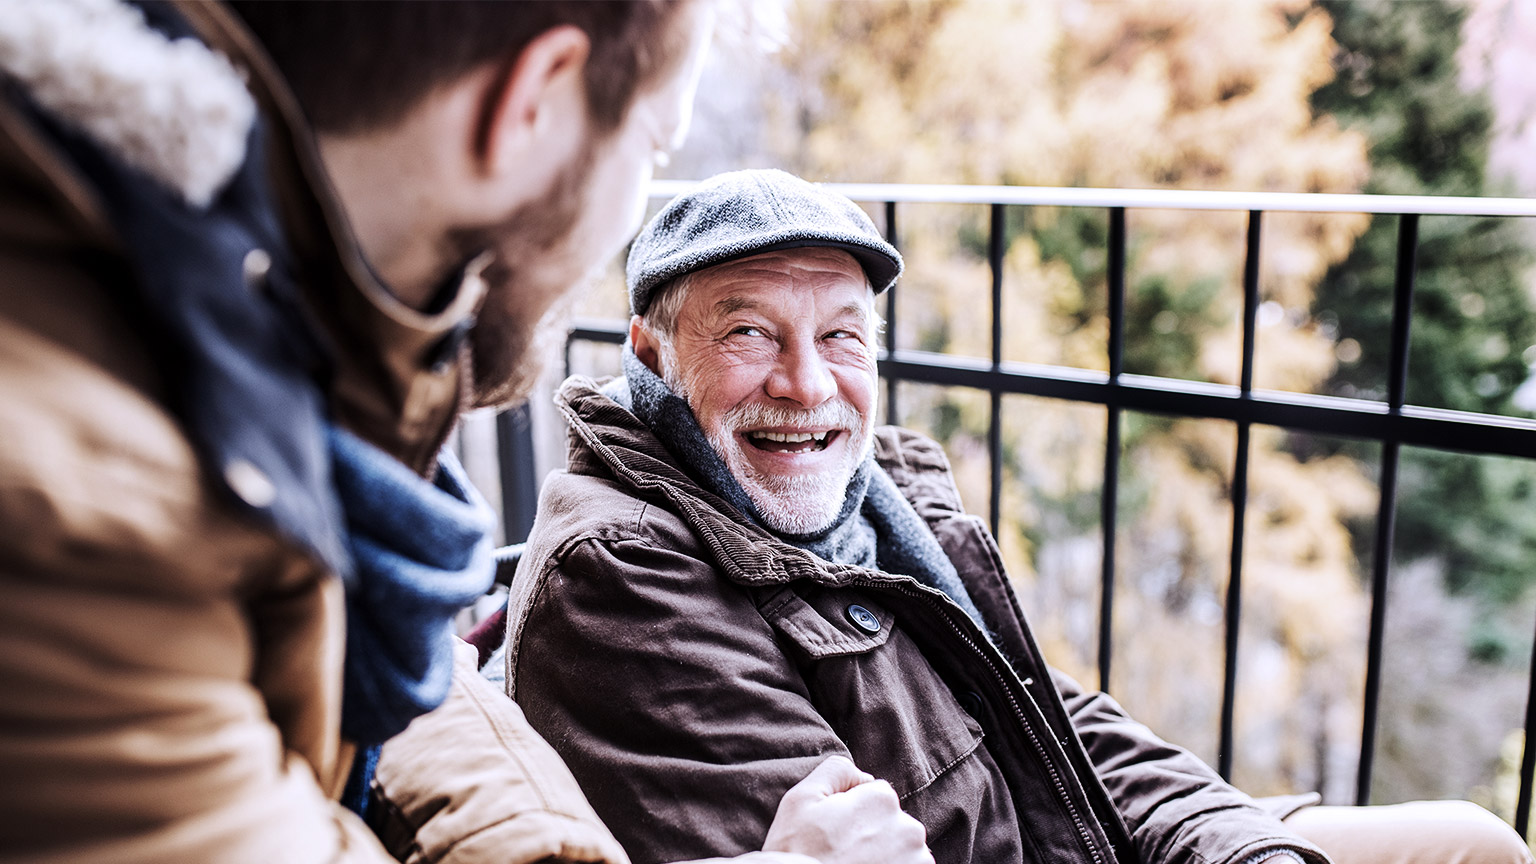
(845, 604, 881, 634)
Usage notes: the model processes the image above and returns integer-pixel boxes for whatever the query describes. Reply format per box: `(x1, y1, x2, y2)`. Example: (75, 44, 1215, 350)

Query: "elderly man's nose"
(766, 343, 837, 407)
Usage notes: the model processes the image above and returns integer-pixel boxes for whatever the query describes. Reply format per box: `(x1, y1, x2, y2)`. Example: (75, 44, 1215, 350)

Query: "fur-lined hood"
(0, 0, 255, 208)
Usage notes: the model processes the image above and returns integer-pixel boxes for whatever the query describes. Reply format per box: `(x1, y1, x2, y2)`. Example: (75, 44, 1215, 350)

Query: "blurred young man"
(0, 4, 927, 863)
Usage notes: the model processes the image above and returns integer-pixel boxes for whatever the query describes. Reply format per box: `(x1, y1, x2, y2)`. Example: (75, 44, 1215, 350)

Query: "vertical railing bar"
(496, 405, 540, 546)
(1358, 441, 1400, 806)
(884, 200, 900, 425)
(1099, 412, 1120, 694)
(1517, 621, 1536, 837)
(1357, 212, 1418, 807)
(988, 203, 1006, 535)
(1222, 424, 1252, 780)
(1100, 206, 1127, 693)
(1238, 211, 1262, 395)
(1385, 215, 1418, 409)
(1107, 209, 1127, 381)
(1220, 210, 1263, 781)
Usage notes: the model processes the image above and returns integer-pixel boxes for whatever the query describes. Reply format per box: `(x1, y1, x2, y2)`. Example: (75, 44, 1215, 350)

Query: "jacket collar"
(0, 0, 484, 476)
(0, 0, 255, 210)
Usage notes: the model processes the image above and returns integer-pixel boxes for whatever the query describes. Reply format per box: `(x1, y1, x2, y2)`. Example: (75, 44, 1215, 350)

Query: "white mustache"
(720, 399, 863, 433)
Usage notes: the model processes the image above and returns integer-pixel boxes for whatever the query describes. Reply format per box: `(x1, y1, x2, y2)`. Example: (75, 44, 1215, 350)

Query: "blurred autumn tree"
(603, 0, 1536, 811)
(764, 0, 1379, 802)
(1309, 0, 1536, 610)
(1303, 0, 1536, 808)
(629, 0, 1529, 805)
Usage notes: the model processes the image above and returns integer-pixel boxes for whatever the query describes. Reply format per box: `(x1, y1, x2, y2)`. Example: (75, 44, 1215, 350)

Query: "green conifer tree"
(1310, 0, 1536, 610)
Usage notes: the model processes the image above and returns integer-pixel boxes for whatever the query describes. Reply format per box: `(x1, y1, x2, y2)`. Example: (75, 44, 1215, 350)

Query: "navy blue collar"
(23, 1, 346, 574)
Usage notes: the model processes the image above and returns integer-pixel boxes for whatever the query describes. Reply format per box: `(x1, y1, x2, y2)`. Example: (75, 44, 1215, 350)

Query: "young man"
(0, 5, 925, 863)
(501, 169, 1534, 864)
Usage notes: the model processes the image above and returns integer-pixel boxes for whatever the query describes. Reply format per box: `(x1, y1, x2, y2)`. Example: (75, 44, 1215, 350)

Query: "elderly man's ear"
(630, 316, 664, 376)
(462, 25, 592, 221)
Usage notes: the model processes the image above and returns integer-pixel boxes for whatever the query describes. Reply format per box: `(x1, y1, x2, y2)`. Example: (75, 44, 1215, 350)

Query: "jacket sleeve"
(1051, 668, 1331, 864)
(0, 557, 394, 864)
(507, 535, 852, 864)
(372, 639, 634, 864)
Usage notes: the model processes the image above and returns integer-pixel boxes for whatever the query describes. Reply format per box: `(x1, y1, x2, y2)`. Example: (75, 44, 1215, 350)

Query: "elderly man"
(501, 169, 1532, 864)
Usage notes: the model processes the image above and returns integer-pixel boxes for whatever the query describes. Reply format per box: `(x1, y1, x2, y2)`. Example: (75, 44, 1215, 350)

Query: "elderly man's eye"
(728, 326, 763, 338)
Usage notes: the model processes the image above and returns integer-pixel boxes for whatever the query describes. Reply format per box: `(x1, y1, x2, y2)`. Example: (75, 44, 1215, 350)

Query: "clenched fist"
(760, 756, 933, 864)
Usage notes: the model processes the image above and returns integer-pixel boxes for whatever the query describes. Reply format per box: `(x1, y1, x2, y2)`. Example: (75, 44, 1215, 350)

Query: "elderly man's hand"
(761, 756, 934, 864)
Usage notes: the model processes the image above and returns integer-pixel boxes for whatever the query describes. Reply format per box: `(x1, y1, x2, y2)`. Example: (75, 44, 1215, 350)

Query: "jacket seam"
(475, 681, 551, 807)
(509, 528, 632, 695)
(756, 586, 800, 620)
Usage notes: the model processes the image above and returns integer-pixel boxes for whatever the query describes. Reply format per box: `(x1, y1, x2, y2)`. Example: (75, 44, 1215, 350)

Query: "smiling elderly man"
(500, 169, 1531, 864)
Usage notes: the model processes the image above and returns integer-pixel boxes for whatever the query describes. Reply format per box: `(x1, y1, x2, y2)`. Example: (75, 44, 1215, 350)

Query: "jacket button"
(242, 247, 272, 292)
(845, 604, 881, 634)
(224, 458, 276, 508)
(958, 690, 984, 718)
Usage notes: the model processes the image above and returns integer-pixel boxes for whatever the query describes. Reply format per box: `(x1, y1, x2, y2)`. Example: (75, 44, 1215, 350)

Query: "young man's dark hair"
(230, 1, 695, 135)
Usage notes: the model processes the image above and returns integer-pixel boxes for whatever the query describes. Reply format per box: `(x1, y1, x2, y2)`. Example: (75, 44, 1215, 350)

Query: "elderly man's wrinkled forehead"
(683, 248, 875, 313)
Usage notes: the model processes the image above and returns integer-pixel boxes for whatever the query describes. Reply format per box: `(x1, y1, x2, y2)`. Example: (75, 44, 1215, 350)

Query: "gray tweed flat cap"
(626, 169, 903, 315)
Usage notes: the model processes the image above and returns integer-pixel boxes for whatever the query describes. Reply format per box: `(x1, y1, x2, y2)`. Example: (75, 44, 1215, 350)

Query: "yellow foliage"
(769, 0, 1380, 797)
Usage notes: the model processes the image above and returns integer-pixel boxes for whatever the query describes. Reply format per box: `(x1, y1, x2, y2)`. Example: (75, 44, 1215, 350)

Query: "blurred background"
(464, 0, 1536, 824)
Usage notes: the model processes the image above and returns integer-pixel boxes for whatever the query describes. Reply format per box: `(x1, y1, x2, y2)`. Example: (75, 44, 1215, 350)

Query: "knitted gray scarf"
(616, 348, 988, 631)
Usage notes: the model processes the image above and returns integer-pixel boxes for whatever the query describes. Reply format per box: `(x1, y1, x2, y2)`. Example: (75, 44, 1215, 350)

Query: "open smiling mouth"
(744, 430, 840, 454)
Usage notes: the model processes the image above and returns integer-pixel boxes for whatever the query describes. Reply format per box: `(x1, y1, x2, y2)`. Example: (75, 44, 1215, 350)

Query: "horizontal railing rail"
(534, 181, 1536, 835)
(652, 178, 1536, 216)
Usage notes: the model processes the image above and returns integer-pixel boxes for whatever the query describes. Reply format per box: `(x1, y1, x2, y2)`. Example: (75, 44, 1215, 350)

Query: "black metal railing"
(510, 180, 1536, 832)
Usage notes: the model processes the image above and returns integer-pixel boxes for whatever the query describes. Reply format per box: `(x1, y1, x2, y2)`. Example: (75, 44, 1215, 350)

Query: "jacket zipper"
(849, 577, 1108, 864)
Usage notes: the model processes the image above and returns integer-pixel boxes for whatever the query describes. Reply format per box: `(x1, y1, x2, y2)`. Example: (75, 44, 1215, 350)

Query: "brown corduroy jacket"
(504, 376, 1329, 864)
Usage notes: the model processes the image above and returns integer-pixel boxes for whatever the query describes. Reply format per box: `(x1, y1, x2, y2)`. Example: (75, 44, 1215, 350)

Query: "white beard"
(708, 432, 860, 535)
(667, 358, 871, 535)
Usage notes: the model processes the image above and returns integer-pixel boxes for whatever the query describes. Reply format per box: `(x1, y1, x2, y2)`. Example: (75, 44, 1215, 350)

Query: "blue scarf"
(331, 427, 496, 822)
(330, 427, 496, 745)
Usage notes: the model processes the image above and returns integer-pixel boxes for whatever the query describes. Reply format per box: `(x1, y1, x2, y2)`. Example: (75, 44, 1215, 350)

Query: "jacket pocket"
(758, 585, 984, 800)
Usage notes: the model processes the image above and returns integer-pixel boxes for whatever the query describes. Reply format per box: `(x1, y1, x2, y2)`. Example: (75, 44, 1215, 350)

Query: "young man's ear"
(478, 25, 591, 177)
(630, 315, 664, 375)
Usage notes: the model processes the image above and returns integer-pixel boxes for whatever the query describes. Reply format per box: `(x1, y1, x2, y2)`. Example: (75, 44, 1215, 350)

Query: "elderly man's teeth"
(751, 431, 829, 443)
(746, 430, 833, 452)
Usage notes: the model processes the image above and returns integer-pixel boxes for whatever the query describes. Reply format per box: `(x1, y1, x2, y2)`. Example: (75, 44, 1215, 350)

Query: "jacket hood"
(0, 0, 256, 208)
